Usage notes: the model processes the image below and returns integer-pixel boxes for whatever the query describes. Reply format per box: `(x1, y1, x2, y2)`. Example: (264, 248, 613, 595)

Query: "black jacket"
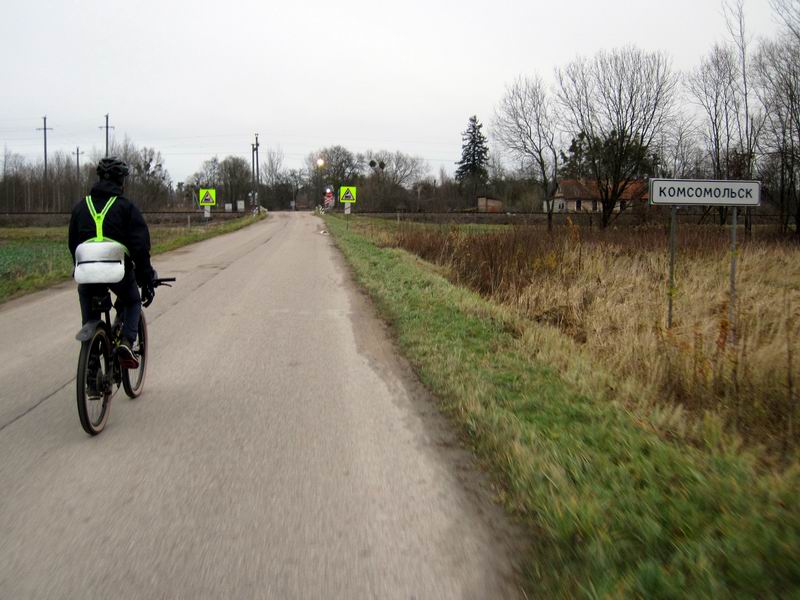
(68, 179, 155, 286)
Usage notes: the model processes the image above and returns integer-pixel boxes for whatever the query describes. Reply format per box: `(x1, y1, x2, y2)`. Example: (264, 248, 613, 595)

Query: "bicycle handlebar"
(154, 277, 176, 287)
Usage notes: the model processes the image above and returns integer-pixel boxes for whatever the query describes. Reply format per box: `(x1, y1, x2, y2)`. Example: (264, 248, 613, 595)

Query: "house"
(477, 197, 503, 213)
(553, 179, 649, 213)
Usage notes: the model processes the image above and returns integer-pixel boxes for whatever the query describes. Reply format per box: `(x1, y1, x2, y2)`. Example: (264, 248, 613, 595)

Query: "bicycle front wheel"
(122, 312, 148, 398)
(76, 327, 112, 435)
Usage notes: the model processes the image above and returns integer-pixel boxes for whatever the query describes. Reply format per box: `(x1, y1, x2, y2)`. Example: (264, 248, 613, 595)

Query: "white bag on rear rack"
(74, 240, 126, 284)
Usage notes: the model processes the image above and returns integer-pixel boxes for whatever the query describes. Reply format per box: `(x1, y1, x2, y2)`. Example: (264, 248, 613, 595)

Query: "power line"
(129, 130, 458, 148)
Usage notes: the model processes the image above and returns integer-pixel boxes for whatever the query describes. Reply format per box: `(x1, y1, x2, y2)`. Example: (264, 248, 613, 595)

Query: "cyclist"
(68, 157, 156, 369)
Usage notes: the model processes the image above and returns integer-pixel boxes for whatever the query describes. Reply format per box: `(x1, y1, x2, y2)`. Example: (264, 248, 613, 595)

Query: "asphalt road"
(0, 212, 523, 599)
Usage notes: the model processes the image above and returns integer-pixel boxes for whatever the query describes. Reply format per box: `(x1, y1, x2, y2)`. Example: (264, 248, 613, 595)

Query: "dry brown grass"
(380, 220, 800, 458)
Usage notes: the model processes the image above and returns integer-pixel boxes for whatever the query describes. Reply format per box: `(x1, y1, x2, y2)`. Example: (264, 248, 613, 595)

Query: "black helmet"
(96, 157, 129, 181)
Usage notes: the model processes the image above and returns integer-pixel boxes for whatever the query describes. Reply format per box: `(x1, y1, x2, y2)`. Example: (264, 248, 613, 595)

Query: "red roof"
(555, 179, 649, 201)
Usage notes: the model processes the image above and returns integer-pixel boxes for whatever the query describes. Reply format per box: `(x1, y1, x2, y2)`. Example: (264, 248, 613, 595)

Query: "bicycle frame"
(75, 294, 123, 393)
(74, 276, 174, 434)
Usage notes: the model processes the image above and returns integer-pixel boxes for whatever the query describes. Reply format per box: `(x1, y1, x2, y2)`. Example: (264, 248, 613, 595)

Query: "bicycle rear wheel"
(122, 312, 147, 398)
(76, 327, 112, 435)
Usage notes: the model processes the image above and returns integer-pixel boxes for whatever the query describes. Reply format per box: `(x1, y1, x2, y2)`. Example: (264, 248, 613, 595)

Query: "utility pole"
(251, 143, 256, 210)
(73, 146, 84, 185)
(254, 133, 260, 185)
(36, 116, 53, 183)
(99, 114, 115, 157)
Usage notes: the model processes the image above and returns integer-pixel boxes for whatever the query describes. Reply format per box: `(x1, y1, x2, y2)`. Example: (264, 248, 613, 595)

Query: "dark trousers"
(78, 269, 142, 343)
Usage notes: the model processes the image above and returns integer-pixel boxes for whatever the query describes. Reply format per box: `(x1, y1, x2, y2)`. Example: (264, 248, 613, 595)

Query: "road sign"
(344, 203, 351, 215)
(199, 188, 216, 206)
(649, 179, 760, 207)
(339, 186, 357, 203)
(652, 178, 759, 338)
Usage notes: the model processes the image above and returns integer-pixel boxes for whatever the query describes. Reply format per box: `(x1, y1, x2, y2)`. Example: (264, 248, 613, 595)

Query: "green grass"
(0, 214, 266, 304)
(147, 214, 266, 253)
(0, 237, 73, 301)
(325, 214, 800, 599)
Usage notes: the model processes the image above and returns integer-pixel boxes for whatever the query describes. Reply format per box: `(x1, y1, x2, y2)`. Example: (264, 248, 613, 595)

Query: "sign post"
(199, 188, 216, 207)
(730, 207, 738, 340)
(339, 186, 357, 229)
(668, 206, 677, 328)
(649, 179, 760, 332)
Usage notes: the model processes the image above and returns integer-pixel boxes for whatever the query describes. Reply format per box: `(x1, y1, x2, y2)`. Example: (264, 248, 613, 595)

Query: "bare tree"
(286, 168, 306, 208)
(302, 146, 364, 207)
(725, 0, 770, 231)
(686, 2, 765, 226)
(494, 75, 560, 230)
(557, 47, 676, 227)
(186, 156, 253, 208)
(771, 0, 800, 42)
(364, 150, 428, 188)
(261, 146, 285, 187)
(755, 34, 800, 233)
(1, 137, 175, 213)
(687, 44, 739, 180)
(655, 111, 703, 178)
(187, 156, 221, 190)
(219, 156, 252, 210)
(305, 146, 363, 194)
(359, 150, 428, 211)
(725, 1, 761, 176)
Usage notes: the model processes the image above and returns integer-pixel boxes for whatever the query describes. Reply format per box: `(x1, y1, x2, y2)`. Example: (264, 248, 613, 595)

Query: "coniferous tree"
(455, 115, 489, 199)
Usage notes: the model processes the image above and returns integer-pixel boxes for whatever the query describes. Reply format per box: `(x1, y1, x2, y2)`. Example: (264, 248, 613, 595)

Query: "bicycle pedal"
(118, 357, 140, 369)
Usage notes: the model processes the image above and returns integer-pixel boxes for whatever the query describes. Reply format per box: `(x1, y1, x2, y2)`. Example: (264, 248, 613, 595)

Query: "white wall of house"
(563, 199, 600, 212)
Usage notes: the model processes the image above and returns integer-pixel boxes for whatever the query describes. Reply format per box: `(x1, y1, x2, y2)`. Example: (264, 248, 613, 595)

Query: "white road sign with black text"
(649, 179, 760, 207)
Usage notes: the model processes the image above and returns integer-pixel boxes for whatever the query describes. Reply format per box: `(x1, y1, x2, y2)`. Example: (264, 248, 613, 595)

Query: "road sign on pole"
(649, 179, 760, 207)
(649, 178, 760, 332)
(199, 188, 217, 206)
(339, 186, 357, 203)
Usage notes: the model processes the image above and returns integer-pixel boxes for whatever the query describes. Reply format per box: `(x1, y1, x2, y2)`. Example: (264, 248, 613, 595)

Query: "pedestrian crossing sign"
(199, 188, 216, 206)
(339, 186, 357, 203)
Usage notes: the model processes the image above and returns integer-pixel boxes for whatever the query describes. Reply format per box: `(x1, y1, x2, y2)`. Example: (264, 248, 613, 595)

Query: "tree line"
(2, 0, 798, 231)
(1, 138, 174, 213)
(491, 0, 800, 231)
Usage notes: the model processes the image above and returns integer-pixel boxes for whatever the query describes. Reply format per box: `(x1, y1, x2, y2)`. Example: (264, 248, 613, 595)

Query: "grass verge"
(325, 214, 800, 599)
(0, 214, 266, 304)
(381, 220, 800, 457)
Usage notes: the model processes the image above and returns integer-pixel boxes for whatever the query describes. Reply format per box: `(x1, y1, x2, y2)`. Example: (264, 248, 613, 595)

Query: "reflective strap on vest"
(85, 195, 117, 240)
(84, 196, 129, 254)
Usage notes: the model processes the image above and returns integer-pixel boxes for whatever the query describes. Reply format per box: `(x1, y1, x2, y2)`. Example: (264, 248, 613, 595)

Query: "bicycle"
(74, 277, 175, 435)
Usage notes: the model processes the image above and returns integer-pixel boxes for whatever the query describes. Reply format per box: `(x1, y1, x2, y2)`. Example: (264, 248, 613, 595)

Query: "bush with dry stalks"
(381, 221, 800, 457)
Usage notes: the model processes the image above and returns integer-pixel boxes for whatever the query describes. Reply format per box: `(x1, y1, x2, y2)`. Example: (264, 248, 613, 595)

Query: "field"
(0, 214, 265, 304)
(326, 214, 800, 598)
(369, 218, 800, 458)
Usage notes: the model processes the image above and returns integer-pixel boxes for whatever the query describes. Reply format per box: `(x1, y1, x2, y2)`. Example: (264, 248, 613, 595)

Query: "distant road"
(0, 212, 522, 599)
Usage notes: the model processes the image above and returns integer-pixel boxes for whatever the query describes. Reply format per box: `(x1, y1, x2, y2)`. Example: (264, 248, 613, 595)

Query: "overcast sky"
(0, 0, 780, 183)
